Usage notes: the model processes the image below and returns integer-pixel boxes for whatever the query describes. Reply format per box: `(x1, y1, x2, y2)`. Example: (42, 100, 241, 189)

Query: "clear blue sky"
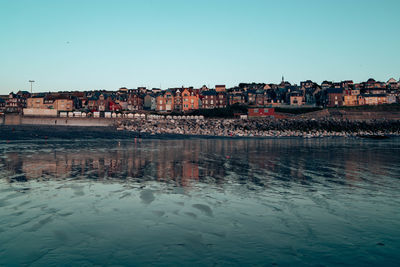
(0, 0, 399, 94)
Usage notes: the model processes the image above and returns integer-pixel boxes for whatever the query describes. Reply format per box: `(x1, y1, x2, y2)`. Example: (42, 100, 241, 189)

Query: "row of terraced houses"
(1, 78, 400, 115)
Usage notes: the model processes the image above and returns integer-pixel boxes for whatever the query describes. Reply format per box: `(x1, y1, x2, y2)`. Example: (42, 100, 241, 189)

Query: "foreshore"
(118, 118, 400, 138)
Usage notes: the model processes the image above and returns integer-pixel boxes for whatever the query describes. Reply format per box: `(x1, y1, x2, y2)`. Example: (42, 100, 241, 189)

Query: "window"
(253, 109, 258, 113)
(264, 108, 269, 113)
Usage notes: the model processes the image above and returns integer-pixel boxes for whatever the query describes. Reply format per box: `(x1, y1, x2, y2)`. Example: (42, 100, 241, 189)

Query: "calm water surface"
(0, 138, 399, 266)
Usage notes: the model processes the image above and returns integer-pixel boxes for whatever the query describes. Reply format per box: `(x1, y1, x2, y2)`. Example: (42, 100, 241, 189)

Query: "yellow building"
(344, 95, 358, 106)
(27, 97, 45, 109)
(54, 99, 74, 111)
(363, 94, 387, 105)
(27, 97, 73, 111)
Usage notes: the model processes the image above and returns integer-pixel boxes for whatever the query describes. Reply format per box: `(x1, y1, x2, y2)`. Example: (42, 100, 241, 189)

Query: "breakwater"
(298, 109, 400, 120)
(118, 118, 400, 138)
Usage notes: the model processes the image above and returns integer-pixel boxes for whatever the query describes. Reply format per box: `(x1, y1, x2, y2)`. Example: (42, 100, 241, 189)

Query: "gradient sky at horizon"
(1, 0, 399, 94)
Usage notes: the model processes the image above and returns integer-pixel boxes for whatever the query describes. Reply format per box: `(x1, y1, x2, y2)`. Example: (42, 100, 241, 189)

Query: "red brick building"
(326, 88, 344, 107)
(127, 93, 143, 111)
(216, 92, 227, 108)
(201, 90, 217, 109)
(248, 107, 275, 118)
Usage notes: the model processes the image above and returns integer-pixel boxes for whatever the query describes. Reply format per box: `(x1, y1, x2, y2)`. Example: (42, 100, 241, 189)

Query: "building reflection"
(0, 139, 396, 187)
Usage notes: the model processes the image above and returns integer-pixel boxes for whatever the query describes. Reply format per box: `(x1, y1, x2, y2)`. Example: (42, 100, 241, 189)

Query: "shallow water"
(0, 138, 400, 266)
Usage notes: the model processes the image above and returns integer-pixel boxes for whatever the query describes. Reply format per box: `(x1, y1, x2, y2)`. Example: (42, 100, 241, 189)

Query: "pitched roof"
(327, 88, 344, 94)
(201, 90, 217, 96)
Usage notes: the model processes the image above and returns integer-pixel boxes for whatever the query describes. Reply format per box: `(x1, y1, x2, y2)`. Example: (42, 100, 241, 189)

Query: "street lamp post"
(29, 80, 35, 94)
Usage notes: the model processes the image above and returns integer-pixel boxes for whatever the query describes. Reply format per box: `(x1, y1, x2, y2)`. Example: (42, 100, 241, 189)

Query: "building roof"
(17, 91, 31, 95)
(201, 90, 217, 96)
(327, 88, 344, 94)
(289, 91, 303, 96)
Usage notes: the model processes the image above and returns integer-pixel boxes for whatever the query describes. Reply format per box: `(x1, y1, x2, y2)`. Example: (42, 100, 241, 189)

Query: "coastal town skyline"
(2, 77, 399, 117)
(2, 76, 400, 94)
(1, 0, 399, 94)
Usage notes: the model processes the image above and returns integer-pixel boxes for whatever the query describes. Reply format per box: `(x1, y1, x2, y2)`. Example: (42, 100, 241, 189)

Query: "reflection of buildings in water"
(1, 141, 203, 187)
(3, 152, 23, 175)
(154, 140, 200, 187)
(1, 139, 394, 187)
(23, 161, 58, 179)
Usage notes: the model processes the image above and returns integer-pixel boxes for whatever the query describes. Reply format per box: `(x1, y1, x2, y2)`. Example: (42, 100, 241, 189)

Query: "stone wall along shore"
(118, 118, 400, 138)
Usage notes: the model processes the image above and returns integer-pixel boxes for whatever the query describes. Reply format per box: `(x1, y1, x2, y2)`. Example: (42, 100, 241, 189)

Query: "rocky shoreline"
(117, 118, 400, 138)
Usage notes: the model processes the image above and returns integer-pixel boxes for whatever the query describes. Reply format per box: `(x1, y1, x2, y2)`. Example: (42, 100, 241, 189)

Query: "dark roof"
(246, 89, 257, 94)
(289, 91, 303, 96)
(201, 90, 217, 96)
(18, 91, 31, 95)
(32, 93, 46, 98)
(248, 106, 274, 109)
(327, 88, 344, 94)
(321, 81, 333, 84)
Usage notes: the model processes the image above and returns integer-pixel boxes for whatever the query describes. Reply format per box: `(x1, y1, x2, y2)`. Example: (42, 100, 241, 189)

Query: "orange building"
(156, 90, 174, 111)
(156, 89, 198, 112)
(181, 88, 199, 111)
(290, 95, 304, 106)
(344, 95, 358, 106)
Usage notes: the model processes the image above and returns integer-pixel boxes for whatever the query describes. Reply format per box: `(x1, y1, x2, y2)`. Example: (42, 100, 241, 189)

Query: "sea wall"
(118, 117, 400, 138)
(297, 109, 400, 120)
(2, 114, 115, 127)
